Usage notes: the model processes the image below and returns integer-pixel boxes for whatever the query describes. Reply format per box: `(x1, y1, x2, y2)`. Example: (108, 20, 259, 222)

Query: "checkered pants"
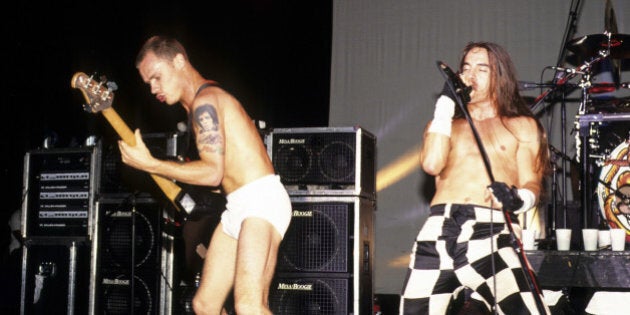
(399, 204, 549, 315)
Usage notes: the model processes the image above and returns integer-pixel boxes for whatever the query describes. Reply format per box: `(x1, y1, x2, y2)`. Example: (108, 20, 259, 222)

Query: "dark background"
(1, 1, 332, 223)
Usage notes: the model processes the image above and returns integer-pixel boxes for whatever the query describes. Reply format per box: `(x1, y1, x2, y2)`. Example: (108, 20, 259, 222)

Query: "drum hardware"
(588, 121, 601, 149)
(567, 32, 630, 60)
(575, 51, 610, 115)
(589, 96, 630, 113)
(573, 119, 582, 164)
(542, 1, 630, 235)
(589, 83, 616, 94)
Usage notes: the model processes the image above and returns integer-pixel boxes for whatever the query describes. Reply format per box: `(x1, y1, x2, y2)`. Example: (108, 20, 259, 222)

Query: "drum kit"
(543, 30, 630, 237)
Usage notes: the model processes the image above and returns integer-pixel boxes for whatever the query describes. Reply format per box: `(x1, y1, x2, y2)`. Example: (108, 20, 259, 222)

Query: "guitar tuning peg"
(97, 74, 118, 91)
(107, 81, 118, 91)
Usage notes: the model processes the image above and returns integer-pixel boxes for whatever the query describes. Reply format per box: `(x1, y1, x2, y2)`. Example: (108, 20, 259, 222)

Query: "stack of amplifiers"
(266, 126, 376, 314)
(266, 127, 376, 200)
(90, 196, 167, 315)
(270, 196, 375, 315)
(21, 147, 99, 240)
(98, 132, 191, 315)
(20, 146, 100, 314)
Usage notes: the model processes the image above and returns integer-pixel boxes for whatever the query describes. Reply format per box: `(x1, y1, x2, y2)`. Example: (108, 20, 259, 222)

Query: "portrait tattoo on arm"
(194, 104, 224, 154)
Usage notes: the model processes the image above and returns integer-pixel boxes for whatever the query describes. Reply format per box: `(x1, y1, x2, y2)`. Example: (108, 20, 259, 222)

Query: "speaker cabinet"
(270, 196, 375, 315)
(266, 127, 376, 199)
(20, 242, 90, 314)
(90, 197, 163, 315)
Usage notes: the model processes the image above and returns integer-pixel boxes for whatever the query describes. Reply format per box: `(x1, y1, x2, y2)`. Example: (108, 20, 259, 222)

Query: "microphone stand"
(437, 62, 547, 315)
(529, 0, 582, 239)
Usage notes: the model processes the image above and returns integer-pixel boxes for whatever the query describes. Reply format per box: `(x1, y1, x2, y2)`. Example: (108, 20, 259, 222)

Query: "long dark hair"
(459, 42, 531, 117)
(458, 42, 551, 206)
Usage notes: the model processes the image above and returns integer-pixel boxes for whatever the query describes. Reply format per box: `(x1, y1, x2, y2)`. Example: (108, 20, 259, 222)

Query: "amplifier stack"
(19, 132, 187, 315)
(20, 147, 99, 314)
(19, 127, 377, 314)
(266, 126, 377, 315)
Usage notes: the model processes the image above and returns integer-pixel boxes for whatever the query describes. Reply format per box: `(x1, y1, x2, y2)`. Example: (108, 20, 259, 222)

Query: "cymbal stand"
(574, 50, 609, 229)
(550, 149, 558, 236)
(532, 77, 574, 232)
(550, 0, 582, 232)
(548, 145, 575, 235)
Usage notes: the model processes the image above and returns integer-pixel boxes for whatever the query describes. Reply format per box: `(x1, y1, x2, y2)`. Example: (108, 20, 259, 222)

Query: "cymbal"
(567, 33, 630, 59)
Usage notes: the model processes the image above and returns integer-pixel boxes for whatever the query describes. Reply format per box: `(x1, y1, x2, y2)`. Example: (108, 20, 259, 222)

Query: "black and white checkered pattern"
(399, 204, 550, 315)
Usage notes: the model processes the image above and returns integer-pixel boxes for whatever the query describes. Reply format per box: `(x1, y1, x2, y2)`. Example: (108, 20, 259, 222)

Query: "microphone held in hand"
(437, 61, 472, 103)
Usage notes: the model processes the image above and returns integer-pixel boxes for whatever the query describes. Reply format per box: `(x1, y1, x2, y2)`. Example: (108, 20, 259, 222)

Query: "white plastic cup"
(582, 229, 598, 251)
(610, 228, 626, 251)
(521, 229, 537, 250)
(556, 228, 572, 251)
(598, 230, 611, 249)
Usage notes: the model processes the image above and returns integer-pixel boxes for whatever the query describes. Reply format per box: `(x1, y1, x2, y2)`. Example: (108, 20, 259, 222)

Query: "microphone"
(550, 66, 585, 75)
(437, 61, 472, 103)
(518, 81, 541, 90)
(518, 81, 574, 90)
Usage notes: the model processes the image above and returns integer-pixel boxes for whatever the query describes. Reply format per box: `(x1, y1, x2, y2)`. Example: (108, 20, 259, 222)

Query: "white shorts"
(221, 175, 292, 239)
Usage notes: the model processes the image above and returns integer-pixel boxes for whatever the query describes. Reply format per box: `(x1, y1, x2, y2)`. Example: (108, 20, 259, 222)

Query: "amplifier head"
(22, 147, 98, 238)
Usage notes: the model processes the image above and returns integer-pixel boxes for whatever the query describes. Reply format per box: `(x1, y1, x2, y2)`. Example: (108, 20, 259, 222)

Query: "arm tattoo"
(193, 104, 224, 154)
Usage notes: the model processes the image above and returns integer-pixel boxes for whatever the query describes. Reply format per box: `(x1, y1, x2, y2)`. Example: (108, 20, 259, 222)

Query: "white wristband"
(427, 95, 455, 136)
(514, 188, 536, 215)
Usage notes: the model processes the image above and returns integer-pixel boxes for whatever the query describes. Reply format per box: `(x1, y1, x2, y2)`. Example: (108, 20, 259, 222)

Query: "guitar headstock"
(71, 72, 115, 113)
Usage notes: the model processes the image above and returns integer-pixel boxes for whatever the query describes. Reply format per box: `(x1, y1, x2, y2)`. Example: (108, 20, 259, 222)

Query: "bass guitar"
(71, 72, 201, 217)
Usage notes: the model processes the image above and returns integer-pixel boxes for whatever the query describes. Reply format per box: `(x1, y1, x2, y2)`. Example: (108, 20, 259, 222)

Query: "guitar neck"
(102, 108, 136, 145)
(100, 108, 183, 207)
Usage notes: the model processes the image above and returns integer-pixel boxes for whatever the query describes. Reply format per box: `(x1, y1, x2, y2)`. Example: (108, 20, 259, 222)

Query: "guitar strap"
(195, 80, 218, 98)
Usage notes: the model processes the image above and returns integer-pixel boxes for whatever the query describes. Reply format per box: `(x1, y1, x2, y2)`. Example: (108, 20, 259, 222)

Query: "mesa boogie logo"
(277, 282, 313, 291)
(278, 138, 306, 145)
(102, 278, 129, 285)
(292, 210, 313, 217)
